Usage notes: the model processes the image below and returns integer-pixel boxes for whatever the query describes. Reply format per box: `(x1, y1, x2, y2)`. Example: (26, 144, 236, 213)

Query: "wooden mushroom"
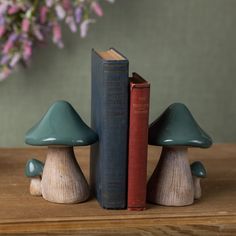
(25, 100, 98, 204)
(191, 161, 207, 199)
(147, 103, 212, 206)
(25, 159, 44, 196)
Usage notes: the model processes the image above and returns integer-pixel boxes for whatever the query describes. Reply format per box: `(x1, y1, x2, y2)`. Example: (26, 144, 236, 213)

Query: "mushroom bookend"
(191, 161, 207, 200)
(25, 159, 44, 196)
(25, 100, 98, 204)
(147, 103, 212, 206)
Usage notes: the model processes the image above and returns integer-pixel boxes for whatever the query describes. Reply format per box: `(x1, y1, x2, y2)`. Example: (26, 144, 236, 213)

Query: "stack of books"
(90, 48, 150, 210)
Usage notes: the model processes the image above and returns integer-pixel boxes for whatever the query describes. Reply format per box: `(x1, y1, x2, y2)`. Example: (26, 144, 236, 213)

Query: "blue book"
(90, 48, 129, 209)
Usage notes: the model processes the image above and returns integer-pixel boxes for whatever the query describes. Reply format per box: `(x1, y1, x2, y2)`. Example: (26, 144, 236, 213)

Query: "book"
(127, 73, 150, 211)
(90, 48, 129, 209)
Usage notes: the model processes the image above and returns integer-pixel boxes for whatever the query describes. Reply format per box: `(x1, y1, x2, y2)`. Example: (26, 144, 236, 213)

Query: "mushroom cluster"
(191, 161, 207, 199)
(25, 100, 98, 204)
(147, 103, 212, 206)
(25, 159, 44, 196)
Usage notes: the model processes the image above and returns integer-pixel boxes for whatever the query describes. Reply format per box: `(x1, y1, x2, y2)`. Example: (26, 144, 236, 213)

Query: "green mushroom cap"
(25, 100, 98, 146)
(191, 161, 207, 178)
(148, 103, 213, 148)
(25, 159, 44, 177)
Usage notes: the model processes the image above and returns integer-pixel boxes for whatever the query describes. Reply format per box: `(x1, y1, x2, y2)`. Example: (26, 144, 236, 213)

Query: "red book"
(128, 73, 150, 211)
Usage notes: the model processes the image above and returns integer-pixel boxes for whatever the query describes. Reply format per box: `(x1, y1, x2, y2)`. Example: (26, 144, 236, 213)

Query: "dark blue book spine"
(90, 49, 129, 209)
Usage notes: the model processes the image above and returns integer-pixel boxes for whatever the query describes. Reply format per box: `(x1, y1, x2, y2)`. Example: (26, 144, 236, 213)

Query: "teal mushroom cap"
(25, 101, 98, 146)
(25, 159, 44, 177)
(148, 103, 213, 148)
(191, 161, 207, 178)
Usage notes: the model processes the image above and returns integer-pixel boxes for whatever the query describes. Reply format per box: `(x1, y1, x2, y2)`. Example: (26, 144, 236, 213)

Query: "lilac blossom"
(33, 26, 44, 41)
(0, 67, 11, 81)
(40, 6, 48, 24)
(53, 23, 62, 42)
(0, 3, 8, 15)
(0, 0, 115, 81)
(0, 15, 4, 25)
(3, 33, 18, 54)
(55, 4, 66, 20)
(46, 0, 54, 8)
(8, 6, 20, 15)
(52, 23, 64, 48)
(0, 25, 5, 37)
(62, 0, 71, 11)
(91, 2, 103, 17)
(75, 6, 83, 24)
(80, 19, 95, 38)
(66, 16, 77, 32)
(22, 18, 30, 32)
(23, 41, 32, 61)
(1, 55, 10, 65)
(9, 53, 21, 68)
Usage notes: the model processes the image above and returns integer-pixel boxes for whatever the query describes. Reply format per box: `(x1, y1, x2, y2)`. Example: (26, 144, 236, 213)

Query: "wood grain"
(147, 146, 194, 206)
(41, 147, 89, 204)
(0, 144, 235, 235)
(193, 175, 202, 199)
(29, 176, 41, 196)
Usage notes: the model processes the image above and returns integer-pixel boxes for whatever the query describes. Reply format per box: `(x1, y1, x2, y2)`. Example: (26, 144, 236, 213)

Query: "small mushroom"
(25, 159, 44, 196)
(191, 161, 207, 200)
(147, 103, 212, 206)
(25, 100, 98, 204)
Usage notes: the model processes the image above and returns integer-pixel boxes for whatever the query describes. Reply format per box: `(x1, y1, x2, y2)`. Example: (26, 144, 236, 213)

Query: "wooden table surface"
(0, 144, 235, 235)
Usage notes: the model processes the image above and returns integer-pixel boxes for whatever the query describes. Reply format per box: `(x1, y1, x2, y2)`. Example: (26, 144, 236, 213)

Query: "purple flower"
(8, 6, 20, 15)
(3, 42, 14, 54)
(0, 3, 8, 15)
(91, 2, 103, 17)
(9, 33, 18, 42)
(55, 4, 66, 20)
(52, 23, 64, 48)
(0, 25, 5, 37)
(22, 18, 30, 32)
(0, 15, 5, 25)
(63, 0, 71, 10)
(0, 0, 114, 81)
(23, 41, 32, 61)
(0, 54, 10, 65)
(0, 67, 11, 81)
(46, 0, 53, 8)
(53, 23, 62, 42)
(33, 26, 44, 41)
(40, 6, 48, 24)
(9, 53, 21, 68)
(3, 33, 18, 54)
(75, 6, 83, 24)
(66, 16, 77, 33)
(80, 19, 95, 38)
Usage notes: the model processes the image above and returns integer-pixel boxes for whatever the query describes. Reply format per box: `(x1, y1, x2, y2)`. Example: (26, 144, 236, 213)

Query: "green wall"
(0, 0, 235, 146)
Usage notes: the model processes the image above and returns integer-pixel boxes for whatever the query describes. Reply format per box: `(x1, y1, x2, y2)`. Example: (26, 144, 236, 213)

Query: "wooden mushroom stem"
(147, 146, 194, 206)
(193, 176, 202, 199)
(41, 146, 89, 204)
(30, 176, 42, 196)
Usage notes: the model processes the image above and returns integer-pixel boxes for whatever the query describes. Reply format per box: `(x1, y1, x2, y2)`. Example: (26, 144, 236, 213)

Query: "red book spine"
(128, 73, 150, 211)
